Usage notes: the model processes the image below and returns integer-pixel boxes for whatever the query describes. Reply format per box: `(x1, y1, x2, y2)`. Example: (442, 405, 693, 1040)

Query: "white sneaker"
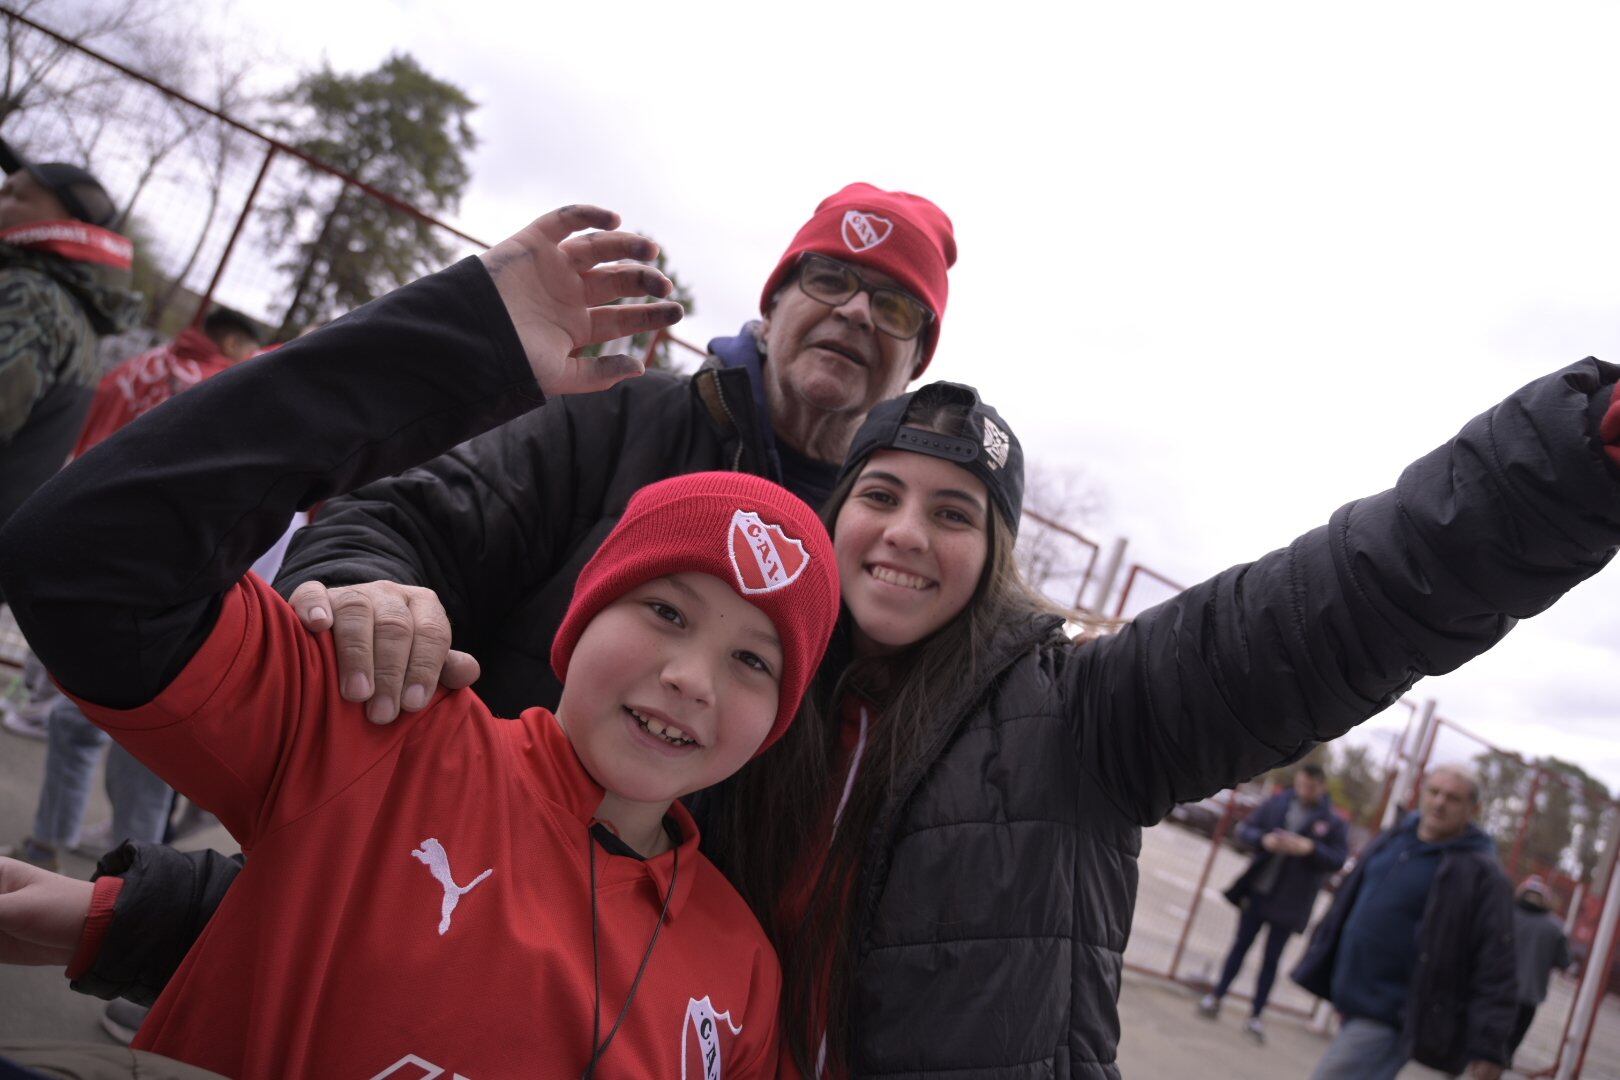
(1243, 1017, 1265, 1044)
(101, 1000, 149, 1045)
(1196, 993, 1220, 1019)
(0, 701, 48, 740)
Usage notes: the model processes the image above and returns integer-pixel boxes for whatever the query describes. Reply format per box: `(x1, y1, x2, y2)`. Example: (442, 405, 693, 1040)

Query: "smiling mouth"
(866, 564, 936, 591)
(625, 706, 699, 748)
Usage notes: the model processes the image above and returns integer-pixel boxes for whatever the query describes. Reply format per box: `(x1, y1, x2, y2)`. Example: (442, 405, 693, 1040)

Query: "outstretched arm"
(0, 206, 676, 709)
(1066, 360, 1620, 824)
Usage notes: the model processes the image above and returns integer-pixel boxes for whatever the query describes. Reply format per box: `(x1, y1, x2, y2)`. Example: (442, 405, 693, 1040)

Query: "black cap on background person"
(0, 137, 119, 229)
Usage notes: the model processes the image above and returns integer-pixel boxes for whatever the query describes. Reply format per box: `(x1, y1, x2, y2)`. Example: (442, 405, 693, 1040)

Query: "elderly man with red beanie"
(38, 185, 958, 1019)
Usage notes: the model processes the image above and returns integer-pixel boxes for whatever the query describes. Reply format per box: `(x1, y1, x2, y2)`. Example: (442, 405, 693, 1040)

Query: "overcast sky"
(199, 0, 1620, 787)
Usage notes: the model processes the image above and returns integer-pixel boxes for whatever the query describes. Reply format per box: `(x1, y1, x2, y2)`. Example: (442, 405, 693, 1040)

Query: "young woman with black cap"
(697, 366, 1620, 1079)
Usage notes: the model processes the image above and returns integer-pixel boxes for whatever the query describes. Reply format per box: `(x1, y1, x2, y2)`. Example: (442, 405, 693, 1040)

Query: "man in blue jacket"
(1293, 764, 1516, 1080)
(1198, 764, 1348, 1041)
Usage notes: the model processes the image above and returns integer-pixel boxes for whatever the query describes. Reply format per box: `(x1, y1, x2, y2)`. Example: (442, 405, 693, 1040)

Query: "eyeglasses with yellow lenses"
(795, 254, 935, 341)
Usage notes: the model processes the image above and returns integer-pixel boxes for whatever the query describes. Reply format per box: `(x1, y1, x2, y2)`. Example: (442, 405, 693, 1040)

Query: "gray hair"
(1426, 763, 1482, 803)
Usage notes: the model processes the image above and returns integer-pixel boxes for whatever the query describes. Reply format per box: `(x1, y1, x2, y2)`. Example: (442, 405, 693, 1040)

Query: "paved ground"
(1, 704, 1616, 1076)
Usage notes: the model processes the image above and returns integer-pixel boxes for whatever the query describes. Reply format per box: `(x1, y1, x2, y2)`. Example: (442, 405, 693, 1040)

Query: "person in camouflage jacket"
(0, 148, 141, 549)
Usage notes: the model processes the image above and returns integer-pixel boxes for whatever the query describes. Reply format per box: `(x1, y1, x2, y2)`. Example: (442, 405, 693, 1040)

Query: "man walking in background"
(1294, 764, 1516, 1080)
(1198, 764, 1348, 1042)
(1506, 875, 1571, 1066)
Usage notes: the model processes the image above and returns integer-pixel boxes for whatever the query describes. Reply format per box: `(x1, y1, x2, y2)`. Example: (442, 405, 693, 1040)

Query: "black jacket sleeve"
(269, 367, 709, 658)
(1063, 359, 1620, 825)
(69, 843, 244, 1006)
(270, 407, 571, 644)
(0, 256, 540, 706)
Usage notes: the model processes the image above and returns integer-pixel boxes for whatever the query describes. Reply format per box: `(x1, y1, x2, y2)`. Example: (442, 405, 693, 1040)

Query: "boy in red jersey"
(0, 205, 840, 1080)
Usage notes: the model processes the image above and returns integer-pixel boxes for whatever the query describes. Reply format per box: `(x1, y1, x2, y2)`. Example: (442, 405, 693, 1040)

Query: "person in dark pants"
(1198, 764, 1348, 1042)
(1506, 875, 1571, 1064)
(1293, 764, 1517, 1080)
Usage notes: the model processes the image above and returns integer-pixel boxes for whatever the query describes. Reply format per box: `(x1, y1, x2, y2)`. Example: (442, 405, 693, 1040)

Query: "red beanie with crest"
(550, 472, 840, 756)
(759, 182, 956, 374)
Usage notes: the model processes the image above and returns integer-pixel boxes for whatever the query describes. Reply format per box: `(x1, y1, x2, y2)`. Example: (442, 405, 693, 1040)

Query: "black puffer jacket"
(273, 347, 777, 715)
(835, 360, 1620, 1077)
(80, 296, 1620, 1075)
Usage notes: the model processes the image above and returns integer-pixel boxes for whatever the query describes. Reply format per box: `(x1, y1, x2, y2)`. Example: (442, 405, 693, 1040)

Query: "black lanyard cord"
(581, 824, 679, 1079)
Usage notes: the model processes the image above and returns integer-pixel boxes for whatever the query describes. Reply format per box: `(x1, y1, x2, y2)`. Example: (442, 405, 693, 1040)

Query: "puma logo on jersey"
(411, 838, 492, 936)
(369, 1052, 470, 1080)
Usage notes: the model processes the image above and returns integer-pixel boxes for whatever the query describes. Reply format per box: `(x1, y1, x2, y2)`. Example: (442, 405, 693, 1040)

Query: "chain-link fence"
(0, 7, 487, 342)
(0, 7, 495, 671)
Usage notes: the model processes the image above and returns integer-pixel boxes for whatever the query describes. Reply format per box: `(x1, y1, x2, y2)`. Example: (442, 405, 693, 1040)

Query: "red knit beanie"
(550, 472, 840, 756)
(759, 182, 957, 374)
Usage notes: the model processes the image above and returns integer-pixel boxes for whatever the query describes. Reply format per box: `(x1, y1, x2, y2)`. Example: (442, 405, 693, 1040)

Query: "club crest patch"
(729, 509, 809, 594)
(841, 209, 893, 253)
(980, 417, 1010, 469)
(1313, 819, 1331, 837)
(682, 996, 743, 1080)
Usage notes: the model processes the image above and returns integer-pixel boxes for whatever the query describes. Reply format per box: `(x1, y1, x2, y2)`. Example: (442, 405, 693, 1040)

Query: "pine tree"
(268, 54, 476, 337)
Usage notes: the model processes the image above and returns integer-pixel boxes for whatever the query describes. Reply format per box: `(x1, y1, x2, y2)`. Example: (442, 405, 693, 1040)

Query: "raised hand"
(0, 857, 93, 967)
(478, 204, 683, 397)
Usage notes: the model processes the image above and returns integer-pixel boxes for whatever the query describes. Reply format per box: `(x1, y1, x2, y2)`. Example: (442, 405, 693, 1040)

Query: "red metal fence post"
(1167, 791, 1239, 982)
(1560, 811, 1620, 1079)
(191, 145, 275, 325)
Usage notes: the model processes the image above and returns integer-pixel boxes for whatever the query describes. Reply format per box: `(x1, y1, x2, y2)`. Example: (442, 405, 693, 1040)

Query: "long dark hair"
(702, 388, 1078, 1074)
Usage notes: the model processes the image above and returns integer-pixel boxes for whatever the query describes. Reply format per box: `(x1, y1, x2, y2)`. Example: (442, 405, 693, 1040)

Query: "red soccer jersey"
(72, 329, 237, 457)
(72, 574, 782, 1080)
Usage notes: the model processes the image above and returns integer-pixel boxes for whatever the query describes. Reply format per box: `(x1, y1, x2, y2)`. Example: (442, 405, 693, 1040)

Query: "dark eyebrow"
(859, 468, 986, 515)
(936, 488, 987, 514)
(661, 575, 706, 609)
(662, 576, 781, 651)
(743, 626, 783, 653)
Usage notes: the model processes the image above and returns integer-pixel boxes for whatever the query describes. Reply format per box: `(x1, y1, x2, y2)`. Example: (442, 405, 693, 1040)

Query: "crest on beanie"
(981, 417, 1010, 469)
(841, 210, 893, 253)
(728, 509, 809, 594)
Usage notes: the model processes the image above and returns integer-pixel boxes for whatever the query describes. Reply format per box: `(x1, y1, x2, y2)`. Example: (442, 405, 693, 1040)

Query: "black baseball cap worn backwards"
(0, 137, 119, 228)
(838, 381, 1025, 534)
